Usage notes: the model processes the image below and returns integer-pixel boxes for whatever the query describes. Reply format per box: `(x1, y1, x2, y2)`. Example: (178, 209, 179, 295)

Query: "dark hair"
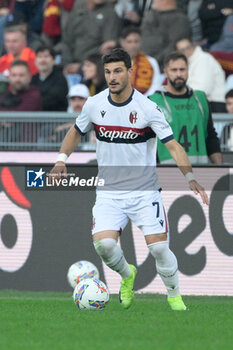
(163, 51, 188, 67)
(10, 59, 29, 71)
(35, 45, 56, 59)
(102, 48, 132, 69)
(120, 26, 141, 39)
(226, 89, 233, 99)
(84, 54, 105, 86)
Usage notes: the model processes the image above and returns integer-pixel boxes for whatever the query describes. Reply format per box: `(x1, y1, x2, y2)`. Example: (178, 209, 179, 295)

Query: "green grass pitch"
(0, 291, 233, 350)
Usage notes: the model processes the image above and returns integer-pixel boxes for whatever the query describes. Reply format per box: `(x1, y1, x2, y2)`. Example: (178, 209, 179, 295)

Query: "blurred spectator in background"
(187, 0, 203, 43)
(132, 0, 152, 21)
(0, 60, 42, 111)
(225, 89, 233, 114)
(120, 26, 161, 95)
(141, 0, 191, 67)
(210, 10, 233, 52)
(226, 74, 233, 93)
(31, 45, 68, 111)
(67, 83, 90, 113)
(114, 0, 151, 26)
(0, 0, 14, 53)
(59, 0, 76, 45)
(209, 9, 233, 80)
(52, 83, 90, 142)
(41, 0, 61, 50)
(41, 0, 75, 54)
(0, 26, 38, 76)
(0, 73, 8, 96)
(176, 37, 226, 112)
(4, 10, 44, 53)
(224, 89, 233, 151)
(62, 0, 121, 74)
(199, 0, 233, 48)
(176, 0, 189, 12)
(149, 51, 222, 164)
(210, 50, 233, 79)
(14, 0, 45, 34)
(0, 59, 42, 144)
(81, 54, 107, 96)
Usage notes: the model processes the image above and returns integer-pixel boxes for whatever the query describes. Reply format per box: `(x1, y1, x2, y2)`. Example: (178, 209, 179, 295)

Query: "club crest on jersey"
(129, 111, 138, 124)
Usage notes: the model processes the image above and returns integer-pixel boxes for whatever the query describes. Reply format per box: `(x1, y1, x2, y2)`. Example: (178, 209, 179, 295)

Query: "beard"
(169, 77, 187, 92)
(108, 79, 128, 95)
(12, 82, 29, 93)
(109, 86, 125, 95)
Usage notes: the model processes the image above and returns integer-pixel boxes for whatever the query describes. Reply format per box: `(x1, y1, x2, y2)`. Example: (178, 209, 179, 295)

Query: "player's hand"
(49, 162, 67, 184)
(189, 180, 209, 205)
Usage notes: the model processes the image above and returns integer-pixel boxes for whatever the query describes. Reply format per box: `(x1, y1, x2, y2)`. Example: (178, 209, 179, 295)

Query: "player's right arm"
(50, 126, 81, 179)
(59, 126, 82, 157)
(50, 98, 92, 179)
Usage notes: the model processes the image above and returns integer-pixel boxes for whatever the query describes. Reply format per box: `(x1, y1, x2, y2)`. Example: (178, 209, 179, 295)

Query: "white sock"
(94, 238, 131, 278)
(148, 241, 180, 297)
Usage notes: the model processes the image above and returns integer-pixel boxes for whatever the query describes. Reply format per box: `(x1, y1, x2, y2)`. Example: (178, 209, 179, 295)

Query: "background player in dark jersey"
(51, 48, 208, 311)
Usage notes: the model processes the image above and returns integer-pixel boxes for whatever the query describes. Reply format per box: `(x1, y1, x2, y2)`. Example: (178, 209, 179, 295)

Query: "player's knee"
(148, 240, 169, 259)
(93, 238, 116, 259)
(148, 241, 178, 277)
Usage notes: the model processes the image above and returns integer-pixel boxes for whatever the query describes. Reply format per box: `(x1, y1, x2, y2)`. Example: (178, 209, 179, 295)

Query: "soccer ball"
(73, 278, 109, 310)
(67, 260, 99, 288)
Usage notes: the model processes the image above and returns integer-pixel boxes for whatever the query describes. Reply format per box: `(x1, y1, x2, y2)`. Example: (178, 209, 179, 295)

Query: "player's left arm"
(164, 138, 209, 205)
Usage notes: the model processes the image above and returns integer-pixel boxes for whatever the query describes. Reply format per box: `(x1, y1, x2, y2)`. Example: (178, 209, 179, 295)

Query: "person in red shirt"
(0, 25, 38, 77)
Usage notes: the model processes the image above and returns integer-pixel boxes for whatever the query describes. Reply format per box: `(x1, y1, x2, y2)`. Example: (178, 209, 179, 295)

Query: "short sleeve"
(147, 103, 174, 143)
(74, 99, 92, 135)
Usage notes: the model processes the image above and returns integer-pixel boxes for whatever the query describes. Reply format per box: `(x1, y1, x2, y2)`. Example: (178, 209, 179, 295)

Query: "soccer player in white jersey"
(51, 48, 209, 311)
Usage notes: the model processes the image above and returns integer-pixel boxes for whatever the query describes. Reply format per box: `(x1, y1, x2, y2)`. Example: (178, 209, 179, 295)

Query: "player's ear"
(128, 67, 133, 76)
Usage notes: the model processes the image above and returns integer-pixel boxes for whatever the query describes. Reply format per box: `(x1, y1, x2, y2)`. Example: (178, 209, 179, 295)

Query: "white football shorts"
(92, 191, 168, 236)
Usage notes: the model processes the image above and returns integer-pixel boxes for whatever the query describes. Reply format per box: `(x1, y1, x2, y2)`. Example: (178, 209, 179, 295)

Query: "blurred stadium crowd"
(0, 0, 233, 157)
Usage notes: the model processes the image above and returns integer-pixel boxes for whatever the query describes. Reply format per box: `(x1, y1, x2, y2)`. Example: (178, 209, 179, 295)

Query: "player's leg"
(92, 198, 137, 309)
(145, 233, 187, 311)
(129, 192, 187, 311)
(93, 230, 132, 278)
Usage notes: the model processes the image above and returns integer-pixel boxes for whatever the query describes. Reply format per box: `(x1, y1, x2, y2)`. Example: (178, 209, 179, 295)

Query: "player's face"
(104, 61, 132, 95)
(165, 59, 188, 92)
(121, 33, 141, 58)
(9, 65, 31, 92)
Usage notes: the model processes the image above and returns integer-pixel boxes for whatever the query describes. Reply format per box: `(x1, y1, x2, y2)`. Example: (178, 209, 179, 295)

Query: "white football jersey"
(75, 88, 173, 198)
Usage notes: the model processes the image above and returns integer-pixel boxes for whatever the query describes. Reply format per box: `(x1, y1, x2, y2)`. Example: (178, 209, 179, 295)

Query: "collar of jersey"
(108, 89, 135, 106)
(161, 87, 193, 99)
